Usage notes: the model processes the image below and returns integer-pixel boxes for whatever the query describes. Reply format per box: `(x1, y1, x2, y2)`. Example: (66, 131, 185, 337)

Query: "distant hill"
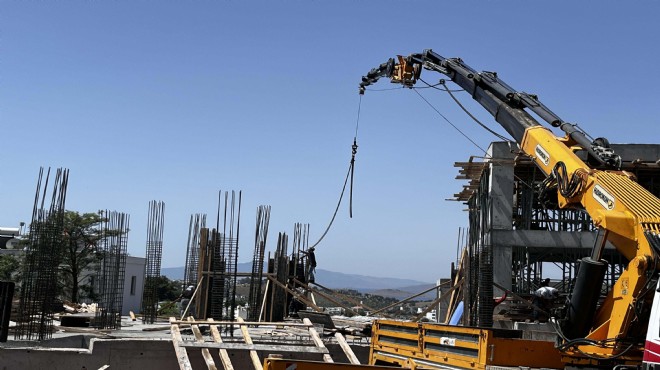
(366, 284, 437, 300)
(161, 263, 433, 294)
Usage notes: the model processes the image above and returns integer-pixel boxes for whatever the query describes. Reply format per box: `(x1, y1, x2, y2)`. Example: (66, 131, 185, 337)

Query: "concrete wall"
(123, 256, 146, 315)
(0, 338, 371, 370)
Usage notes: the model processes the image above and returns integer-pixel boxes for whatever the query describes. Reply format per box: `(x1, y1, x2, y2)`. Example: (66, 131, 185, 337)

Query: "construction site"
(1, 46, 659, 370)
(3, 2, 660, 369)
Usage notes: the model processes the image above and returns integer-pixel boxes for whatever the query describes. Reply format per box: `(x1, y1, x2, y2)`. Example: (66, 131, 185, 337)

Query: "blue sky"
(1, 1, 659, 283)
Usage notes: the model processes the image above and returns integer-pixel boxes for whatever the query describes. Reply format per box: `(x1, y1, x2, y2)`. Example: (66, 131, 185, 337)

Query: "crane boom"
(360, 49, 660, 366)
(360, 50, 620, 168)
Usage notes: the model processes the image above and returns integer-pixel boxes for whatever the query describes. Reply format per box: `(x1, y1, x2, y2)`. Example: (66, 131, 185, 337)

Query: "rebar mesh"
(292, 223, 309, 282)
(142, 200, 165, 324)
(247, 205, 270, 321)
(209, 229, 226, 320)
(184, 214, 206, 288)
(200, 191, 242, 321)
(94, 210, 129, 329)
(267, 232, 288, 321)
(217, 191, 241, 320)
(15, 167, 69, 340)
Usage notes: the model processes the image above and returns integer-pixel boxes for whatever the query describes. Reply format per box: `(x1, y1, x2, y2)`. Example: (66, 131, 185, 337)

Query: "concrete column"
(487, 142, 515, 296)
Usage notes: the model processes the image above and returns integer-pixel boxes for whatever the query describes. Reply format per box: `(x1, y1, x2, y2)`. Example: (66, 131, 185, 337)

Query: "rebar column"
(274, 232, 289, 320)
(184, 214, 206, 289)
(247, 205, 270, 321)
(15, 167, 69, 340)
(141, 200, 165, 324)
(94, 210, 130, 329)
(209, 229, 226, 320)
(208, 190, 241, 321)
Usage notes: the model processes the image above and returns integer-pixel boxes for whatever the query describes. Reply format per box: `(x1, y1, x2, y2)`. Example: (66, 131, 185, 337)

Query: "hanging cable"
(418, 78, 542, 189)
(308, 96, 361, 250)
(412, 88, 488, 154)
(350, 138, 358, 218)
(431, 79, 512, 143)
(350, 94, 361, 218)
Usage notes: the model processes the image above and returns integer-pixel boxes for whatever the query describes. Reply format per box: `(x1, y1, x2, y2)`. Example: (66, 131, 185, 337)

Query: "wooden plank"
(303, 318, 333, 363)
(445, 249, 467, 324)
(179, 342, 330, 353)
(258, 279, 270, 322)
(188, 316, 217, 370)
(169, 317, 193, 370)
(171, 320, 311, 327)
(208, 318, 235, 370)
(237, 317, 263, 370)
(293, 279, 358, 316)
(267, 276, 322, 312)
(182, 276, 204, 319)
(333, 332, 360, 364)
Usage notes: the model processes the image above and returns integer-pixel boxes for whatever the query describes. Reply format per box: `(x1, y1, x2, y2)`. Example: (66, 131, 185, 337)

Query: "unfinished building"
(452, 141, 660, 327)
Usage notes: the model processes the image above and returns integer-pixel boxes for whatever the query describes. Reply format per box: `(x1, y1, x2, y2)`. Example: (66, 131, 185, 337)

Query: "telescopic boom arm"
(360, 49, 660, 366)
(360, 49, 620, 168)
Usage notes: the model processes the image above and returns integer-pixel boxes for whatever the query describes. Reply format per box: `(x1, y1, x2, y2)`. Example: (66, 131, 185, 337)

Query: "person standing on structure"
(532, 278, 558, 321)
(302, 247, 317, 284)
(180, 285, 195, 318)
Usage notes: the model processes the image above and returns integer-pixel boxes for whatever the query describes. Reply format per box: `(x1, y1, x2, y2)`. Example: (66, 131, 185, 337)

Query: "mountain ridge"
(161, 263, 434, 294)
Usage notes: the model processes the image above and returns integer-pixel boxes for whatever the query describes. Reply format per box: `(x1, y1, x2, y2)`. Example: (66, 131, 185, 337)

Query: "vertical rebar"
(16, 167, 69, 340)
(95, 210, 129, 329)
(142, 200, 165, 324)
(207, 190, 241, 322)
(184, 214, 206, 288)
(269, 232, 288, 321)
(248, 205, 270, 321)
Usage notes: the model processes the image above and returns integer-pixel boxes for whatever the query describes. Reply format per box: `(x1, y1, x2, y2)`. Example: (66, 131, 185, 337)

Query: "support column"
(487, 142, 515, 297)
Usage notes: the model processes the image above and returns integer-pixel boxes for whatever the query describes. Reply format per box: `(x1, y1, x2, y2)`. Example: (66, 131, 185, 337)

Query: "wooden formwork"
(169, 317, 360, 370)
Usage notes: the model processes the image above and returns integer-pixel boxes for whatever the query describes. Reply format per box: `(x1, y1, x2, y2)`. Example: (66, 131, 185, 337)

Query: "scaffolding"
(452, 143, 660, 326)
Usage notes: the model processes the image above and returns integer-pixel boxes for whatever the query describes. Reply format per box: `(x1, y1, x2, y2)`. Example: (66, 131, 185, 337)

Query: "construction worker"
(302, 247, 317, 284)
(180, 285, 195, 318)
(532, 279, 558, 321)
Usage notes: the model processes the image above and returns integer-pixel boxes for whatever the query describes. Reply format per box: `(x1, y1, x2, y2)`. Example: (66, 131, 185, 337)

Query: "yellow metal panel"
(371, 320, 564, 369)
(561, 343, 644, 367)
(487, 338, 564, 369)
(264, 358, 394, 370)
(520, 126, 587, 182)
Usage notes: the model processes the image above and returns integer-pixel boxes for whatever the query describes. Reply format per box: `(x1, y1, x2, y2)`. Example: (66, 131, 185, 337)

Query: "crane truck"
(263, 50, 660, 370)
(357, 50, 660, 370)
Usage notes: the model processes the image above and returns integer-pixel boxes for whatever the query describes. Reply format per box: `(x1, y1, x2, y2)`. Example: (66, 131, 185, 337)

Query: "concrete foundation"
(0, 334, 370, 370)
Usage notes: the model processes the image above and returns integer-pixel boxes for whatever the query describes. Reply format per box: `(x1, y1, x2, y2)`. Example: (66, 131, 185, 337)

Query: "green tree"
(148, 275, 182, 301)
(0, 254, 20, 281)
(59, 211, 123, 303)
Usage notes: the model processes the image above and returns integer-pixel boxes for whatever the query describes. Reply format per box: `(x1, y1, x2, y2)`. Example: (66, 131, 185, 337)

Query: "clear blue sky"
(1, 1, 659, 283)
